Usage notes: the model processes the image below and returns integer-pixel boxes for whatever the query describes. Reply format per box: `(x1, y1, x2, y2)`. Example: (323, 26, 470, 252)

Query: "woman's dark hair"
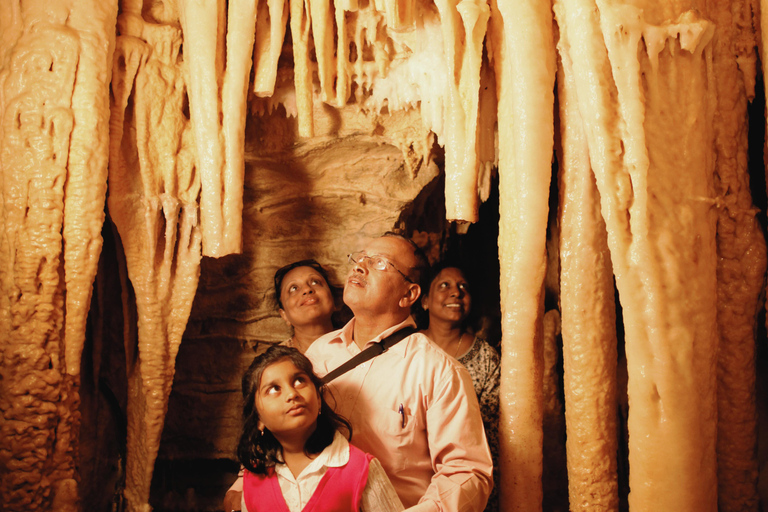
(426, 260, 471, 294)
(237, 345, 351, 475)
(273, 259, 332, 309)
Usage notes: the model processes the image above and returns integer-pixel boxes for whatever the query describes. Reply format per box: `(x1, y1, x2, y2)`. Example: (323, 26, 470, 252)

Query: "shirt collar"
(337, 316, 417, 350)
(323, 431, 351, 467)
(274, 431, 350, 480)
(336, 319, 356, 346)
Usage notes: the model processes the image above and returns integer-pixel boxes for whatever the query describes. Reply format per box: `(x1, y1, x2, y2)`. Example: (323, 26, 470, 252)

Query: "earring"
(258, 429, 264, 437)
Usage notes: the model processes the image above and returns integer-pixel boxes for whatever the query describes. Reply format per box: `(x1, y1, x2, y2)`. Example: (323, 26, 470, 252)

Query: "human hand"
(222, 489, 242, 511)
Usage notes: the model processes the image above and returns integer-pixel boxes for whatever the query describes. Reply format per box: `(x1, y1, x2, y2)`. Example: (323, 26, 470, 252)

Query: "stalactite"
(435, 0, 489, 223)
(554, 7, 620, 507)
(0, 1, 118, 509)
(108, 11, 202, 511)
(711, 1, 766, 510)
(311, 0, 336, 103)
(221, 0, 257, 256)
(559, 1, 720, 508)
(179, 0, 227, 257)
(289, 0, 314, 136)
(252, 0, 287, 96)
(488, 0, 556, 509)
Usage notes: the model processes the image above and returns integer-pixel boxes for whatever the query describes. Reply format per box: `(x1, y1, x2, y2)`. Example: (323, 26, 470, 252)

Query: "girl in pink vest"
(236, 345, 403, 512)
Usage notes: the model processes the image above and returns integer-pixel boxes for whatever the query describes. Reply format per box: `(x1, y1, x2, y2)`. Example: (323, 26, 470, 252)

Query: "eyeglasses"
(347, 252, 414, 283)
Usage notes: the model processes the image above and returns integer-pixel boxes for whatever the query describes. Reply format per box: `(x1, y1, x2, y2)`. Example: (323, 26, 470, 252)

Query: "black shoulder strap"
(321, 326, 417, 384)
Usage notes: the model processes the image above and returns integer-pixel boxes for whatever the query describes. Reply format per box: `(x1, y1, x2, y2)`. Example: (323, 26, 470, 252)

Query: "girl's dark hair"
(273, 259, 333, 309)
(237, 345, 351, 475)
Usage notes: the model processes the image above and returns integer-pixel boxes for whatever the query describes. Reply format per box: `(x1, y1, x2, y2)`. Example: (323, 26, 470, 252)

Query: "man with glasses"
(306, 233, 492, 512)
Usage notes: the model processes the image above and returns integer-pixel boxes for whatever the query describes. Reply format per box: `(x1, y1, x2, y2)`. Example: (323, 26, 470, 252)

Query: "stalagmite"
(0, 1, 117, 510)
(554, 9, 619, 507)
(711, 1, 766, 509)
(541, 308, 567, 508)
(108, 11, 202, 511)
(559, 1, 719, 509)
(488, 0, 555, 509)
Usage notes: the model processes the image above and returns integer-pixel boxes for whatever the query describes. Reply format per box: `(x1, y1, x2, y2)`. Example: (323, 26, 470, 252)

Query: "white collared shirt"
(242, 431, 403, 512)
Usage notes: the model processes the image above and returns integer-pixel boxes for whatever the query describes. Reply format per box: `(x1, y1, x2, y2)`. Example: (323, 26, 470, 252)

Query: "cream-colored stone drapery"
(0, 1, 117, 509)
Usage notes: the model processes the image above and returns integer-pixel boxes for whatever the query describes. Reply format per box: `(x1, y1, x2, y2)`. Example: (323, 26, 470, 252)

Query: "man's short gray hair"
(382, 231, 430, 291)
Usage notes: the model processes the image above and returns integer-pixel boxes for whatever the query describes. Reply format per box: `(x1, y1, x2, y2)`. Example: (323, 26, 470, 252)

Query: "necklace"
(454, 332, 465, 358)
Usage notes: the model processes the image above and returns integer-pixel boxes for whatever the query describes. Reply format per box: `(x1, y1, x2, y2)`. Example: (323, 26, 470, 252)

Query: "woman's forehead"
(433, 267, 466, 283)
(282, 265, 325, 285)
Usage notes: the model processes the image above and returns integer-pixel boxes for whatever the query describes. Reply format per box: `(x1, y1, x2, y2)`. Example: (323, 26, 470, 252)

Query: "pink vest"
(243, 444, 373, 512)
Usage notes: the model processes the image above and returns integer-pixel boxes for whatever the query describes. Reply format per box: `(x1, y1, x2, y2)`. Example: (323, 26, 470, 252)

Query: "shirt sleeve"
(360, 458, 406, 512)
(416, 364, 493, 512)
(228, 468, 244, 491)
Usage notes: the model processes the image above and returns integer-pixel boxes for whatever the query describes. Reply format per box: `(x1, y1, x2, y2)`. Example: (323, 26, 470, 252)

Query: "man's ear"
(399, 283, 421, 308)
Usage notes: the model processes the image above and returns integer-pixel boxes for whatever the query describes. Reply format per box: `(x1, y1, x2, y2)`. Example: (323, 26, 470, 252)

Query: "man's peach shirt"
(306, 317, 493, 512)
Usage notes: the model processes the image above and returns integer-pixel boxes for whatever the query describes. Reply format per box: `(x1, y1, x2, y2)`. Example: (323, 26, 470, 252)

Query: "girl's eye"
(294, 376, 308, 387)
(266, 385, 279, 395)
(288, 284, 298, 293)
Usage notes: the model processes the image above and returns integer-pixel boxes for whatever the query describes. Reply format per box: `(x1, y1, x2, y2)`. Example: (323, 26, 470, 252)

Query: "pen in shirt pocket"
(398, 403, 406, 428)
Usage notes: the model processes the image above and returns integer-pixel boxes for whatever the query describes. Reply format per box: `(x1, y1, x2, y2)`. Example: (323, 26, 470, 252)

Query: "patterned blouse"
(458, 337, 501, 512)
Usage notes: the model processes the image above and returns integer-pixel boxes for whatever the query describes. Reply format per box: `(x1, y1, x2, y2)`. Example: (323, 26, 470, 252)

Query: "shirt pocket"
(375, 405, 426, 471)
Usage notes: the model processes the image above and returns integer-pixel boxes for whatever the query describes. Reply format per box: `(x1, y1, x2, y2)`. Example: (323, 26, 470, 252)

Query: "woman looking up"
(420, 265, 501, 512)
(273, 259, 337, 354)
(222, 259, 339, 511)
